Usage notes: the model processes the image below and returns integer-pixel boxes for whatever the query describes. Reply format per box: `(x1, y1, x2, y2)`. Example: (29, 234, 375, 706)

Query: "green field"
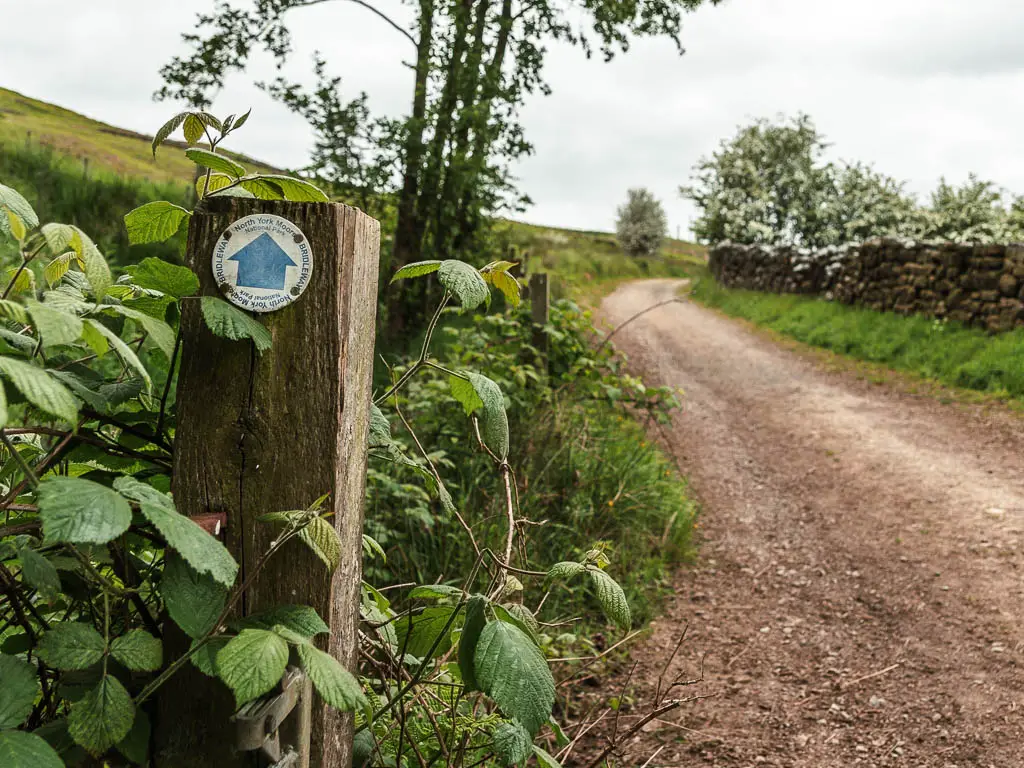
(691, 270, 1024, 403)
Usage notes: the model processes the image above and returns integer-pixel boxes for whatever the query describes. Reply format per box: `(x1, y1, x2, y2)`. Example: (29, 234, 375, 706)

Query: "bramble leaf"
(37, 623, 105, 671)
(493, 721, 532, 766)
(114, 476, 237, 588)
(533, 745, 563, 767)
(473, 620, 555, 735)
(125, 257, 199, 298)
(0, 731, 63, 768)
(396, 606, 456, 659)
(438, 260, 489, 310)
(200, 296, 272, 352)
(17, 546, 61, 602)
(543, 561, 585, 589)
(110, 630, 163, 672)
(185, 148, 246, 179)
(0, 357, 79, 423)
(390, 260, 441, 283)
(295, 643, 366, 711)
(237, 605, 329, 638)
(83, 319, 153, 391)
(458, 595, 487, 692)
(68, 676, 135, 755)
(124, 202, 191, 245)
(38, 477, 131, 545)
(448, 375, 483, 416)
(0, 654, 37, 728)
(467, 373, 509, 460)
(0, 183, 39, 238)
(299, 516, 341, 572)
(162, 553, 227, 639)
(216, 629, 289, 707)
(587, 567, 631, 631)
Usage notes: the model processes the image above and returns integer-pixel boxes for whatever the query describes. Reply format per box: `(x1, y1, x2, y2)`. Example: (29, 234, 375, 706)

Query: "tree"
(919, 174, 1013, 243)
(682, 115, 919, 247)
(157, 0, 721, 286)
(616, 188, 667, 257)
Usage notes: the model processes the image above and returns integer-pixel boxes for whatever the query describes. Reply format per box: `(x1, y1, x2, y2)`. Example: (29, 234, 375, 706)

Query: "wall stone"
(708, 239, 1024, 333)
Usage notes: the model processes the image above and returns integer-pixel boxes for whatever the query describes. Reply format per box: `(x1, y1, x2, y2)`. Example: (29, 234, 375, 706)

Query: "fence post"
(529, 272, 550, 363)
(154, 198, 380, 768)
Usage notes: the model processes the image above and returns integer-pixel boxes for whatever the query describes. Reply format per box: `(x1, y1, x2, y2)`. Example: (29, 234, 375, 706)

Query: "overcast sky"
(3, 0, 1024, 236)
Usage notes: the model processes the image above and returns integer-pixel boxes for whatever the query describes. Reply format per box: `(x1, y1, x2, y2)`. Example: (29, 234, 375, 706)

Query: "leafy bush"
(615, 188, 668, 258)
(692, 271, 1024, 400)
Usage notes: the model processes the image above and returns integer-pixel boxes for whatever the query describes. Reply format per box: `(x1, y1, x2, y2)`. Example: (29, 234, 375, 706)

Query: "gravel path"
(586, 279, 1024, 767)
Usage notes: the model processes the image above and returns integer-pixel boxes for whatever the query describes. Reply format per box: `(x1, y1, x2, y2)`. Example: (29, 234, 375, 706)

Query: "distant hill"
(0, 87, 704, 282)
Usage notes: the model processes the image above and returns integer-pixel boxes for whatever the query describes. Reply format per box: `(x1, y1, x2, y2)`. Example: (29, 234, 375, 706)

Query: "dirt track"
(587, 279, 1024, 767)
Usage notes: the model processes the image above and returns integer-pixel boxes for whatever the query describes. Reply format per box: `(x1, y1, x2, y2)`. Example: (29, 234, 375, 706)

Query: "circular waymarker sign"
(212, 214, 313, 313)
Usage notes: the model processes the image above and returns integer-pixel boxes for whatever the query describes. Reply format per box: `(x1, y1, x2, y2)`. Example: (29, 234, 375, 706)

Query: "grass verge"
(691, 270, 1024, 404)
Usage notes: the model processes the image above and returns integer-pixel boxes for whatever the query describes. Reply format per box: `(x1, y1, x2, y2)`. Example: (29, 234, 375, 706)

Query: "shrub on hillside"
(615, 188, 667, 257)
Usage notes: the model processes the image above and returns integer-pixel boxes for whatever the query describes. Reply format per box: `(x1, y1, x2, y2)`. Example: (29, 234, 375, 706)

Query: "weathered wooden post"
(155, 198, 380, 767)
(529, 272, 550, 363)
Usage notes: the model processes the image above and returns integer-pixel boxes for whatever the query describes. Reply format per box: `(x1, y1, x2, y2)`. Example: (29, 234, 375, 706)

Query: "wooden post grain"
(155, 198, 380, 768)
(529, 272, 550, 363)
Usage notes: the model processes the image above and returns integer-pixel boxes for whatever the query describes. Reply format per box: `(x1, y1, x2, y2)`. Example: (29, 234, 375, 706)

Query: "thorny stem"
(155, 325, 182, 441)
(1, 432, 39, 488)
(374, 293, 450, 406)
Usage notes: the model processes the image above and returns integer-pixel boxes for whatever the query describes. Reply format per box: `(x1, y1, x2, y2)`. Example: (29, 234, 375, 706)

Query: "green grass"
(497, 220, 706, 302)
(692, 270, 1024, 401)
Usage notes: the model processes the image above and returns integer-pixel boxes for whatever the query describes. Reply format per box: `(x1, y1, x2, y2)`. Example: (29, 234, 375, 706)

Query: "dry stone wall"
(708, 239, 1024, 332)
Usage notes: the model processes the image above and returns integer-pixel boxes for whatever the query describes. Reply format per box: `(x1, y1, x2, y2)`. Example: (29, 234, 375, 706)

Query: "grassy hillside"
(0, 87, 280, 183)
(0, 87, 705, 283)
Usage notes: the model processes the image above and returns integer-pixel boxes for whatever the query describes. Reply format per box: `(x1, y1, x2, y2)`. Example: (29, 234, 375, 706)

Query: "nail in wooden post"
(155, 198, 380, 768)
(529, 272, 550, 363)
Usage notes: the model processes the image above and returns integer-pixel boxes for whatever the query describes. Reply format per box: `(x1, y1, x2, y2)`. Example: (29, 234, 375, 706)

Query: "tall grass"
(0, 141, 190, 265)
(692, 271, 1024, 401)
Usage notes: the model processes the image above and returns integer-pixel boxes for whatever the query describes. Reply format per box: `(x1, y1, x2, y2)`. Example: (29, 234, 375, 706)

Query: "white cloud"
(3, 0, 1024, 236)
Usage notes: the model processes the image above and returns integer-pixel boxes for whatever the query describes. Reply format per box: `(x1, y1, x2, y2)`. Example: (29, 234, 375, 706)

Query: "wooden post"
(154, 198, 380, 768)
(529, 272, 550, 363)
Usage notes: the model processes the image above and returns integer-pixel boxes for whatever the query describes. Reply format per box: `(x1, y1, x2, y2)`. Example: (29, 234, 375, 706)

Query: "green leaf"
(189, 636, 229, 678)
(110, 630, 162, 672)
(216, 629, 289, 707)
(102, 305, 176, 359)
(408, 584, 463, 600)
(239, 177, 285, 200)
(473, 620, 555, 735)
(368, 404, 392, 448)
(43, 252, 76, 287)
(0, 183, 39, 237)
(299, 516, 341, 572)
(125, 258, 199, 299)
(151, 112, 187, 156)
(0, 357, 79, 423)
(184, 148, 246, 179)
(182, 114, 206, 145)
(493, 721, 533, 767)
(295, 643, 366, 712)
(467, 373, 509, 460)
(482, 262, 522, 308)
(396, 606, 456, 659)
(17, 545, 61, 602)
(116, 708, 150, 765)
(533, 745, 563, 768)
(236, 605, 329, 638)
(390, 260, 441, 283)
(123, 202, 191, 246)
(458, 595, 487, 692)
(25, 300, 82, 348)
(0, 298, 28, 324)
(495, 604, 540, 646)
(40, 223, 75, 255)
(587, 567, 631, 631)
(0, 380, 7, 429)
(38, 476, 131, 545)
(232, 108, 252, 131)
(84, 319, 153, 391)
(0, 731, 63, 768)
(68, 676, 135, 755)
(69, 227, 111, 300)
(252, 175, 329, 202)
(37, 623, 105, 671)
(448, 375, 483, 416)
(162, 553, 227, 639)
(0, 654, 37, 729)
(438, 260, 489, 310)
(544, 561, 585, 589)
(200, 296, 272, 353)
(114, 477, 237, 587)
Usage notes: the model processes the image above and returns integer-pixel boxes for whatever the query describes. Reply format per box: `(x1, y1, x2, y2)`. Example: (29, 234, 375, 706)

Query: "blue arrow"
(228, 233, 298, 290)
